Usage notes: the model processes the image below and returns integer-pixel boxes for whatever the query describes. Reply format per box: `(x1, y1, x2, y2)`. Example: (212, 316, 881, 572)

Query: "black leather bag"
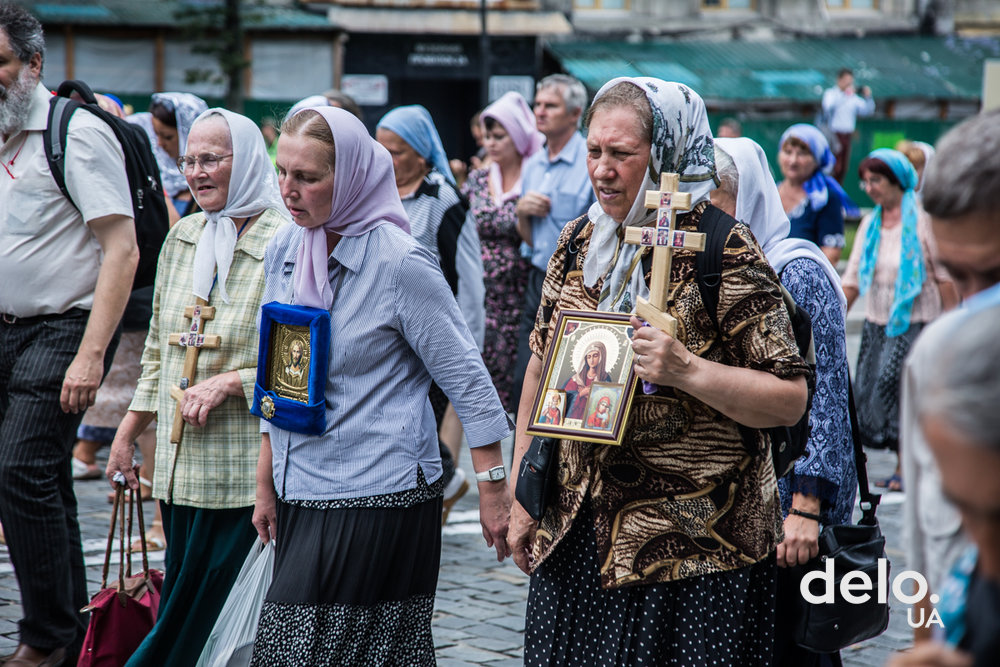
(514, 436, 557, 521)
(790, 378, 890, 653)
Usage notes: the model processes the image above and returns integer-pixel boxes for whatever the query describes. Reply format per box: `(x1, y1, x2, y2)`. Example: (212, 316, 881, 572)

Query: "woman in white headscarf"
(714, 136, 856, 667)
(149, 92, 209, 216)
(509, 78, 810, 665)
(106, 109, 288, 666)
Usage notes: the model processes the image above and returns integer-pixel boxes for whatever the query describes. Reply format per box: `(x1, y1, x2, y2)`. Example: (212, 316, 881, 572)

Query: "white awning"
(327, 8, 572, 35)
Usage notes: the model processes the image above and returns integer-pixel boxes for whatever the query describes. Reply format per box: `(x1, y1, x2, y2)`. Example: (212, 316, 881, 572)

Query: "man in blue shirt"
(511, 74, 595, 410)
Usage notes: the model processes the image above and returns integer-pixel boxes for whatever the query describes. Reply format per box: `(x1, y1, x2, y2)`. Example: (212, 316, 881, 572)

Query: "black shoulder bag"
(515, 216, 590, 521)
(790, 377, 890, 652)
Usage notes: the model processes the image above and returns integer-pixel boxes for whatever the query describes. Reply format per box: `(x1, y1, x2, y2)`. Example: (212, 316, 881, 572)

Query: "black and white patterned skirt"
(524, 500, 777, 666)
(855, 319, 925, 451)
(250, 480, 443, 666)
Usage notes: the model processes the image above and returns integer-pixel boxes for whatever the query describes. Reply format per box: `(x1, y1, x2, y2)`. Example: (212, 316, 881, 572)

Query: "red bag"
(77, 487, 164, 667)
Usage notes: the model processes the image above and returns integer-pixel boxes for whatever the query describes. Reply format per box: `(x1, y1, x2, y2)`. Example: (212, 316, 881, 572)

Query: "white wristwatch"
(474, 465, 506, 482)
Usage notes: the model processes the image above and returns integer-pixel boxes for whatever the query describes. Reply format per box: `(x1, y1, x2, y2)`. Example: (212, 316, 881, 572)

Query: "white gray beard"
(0, 68, 37, 139)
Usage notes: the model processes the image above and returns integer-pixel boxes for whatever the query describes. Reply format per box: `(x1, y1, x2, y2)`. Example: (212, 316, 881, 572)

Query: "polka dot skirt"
(250, 595, 435, 666)
(524, 500, 777, 666)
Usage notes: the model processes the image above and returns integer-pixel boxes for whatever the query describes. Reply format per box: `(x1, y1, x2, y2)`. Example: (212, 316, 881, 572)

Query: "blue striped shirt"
(260, 223, 511, 500)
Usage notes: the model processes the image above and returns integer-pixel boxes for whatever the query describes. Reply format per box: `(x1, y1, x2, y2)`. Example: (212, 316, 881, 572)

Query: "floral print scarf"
(581, 78, 718, 313)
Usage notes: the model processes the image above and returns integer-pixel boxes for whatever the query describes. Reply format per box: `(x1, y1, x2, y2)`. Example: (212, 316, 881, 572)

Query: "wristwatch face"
(489, 466, 505, 481)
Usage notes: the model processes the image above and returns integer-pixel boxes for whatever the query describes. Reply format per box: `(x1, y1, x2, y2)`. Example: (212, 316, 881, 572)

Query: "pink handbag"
(77, 487, 164, 667)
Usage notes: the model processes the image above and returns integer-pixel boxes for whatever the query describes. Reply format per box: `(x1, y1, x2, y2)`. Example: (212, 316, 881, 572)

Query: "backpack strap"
(43, 81, 106, 207)
(43, 96, 79, 204)
(539, 216, 591, 329)
(694, 205, 738, 332)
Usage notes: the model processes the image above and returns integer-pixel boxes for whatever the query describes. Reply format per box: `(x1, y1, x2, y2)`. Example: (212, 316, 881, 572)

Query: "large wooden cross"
(167, 298, 221, 445)
(623, 173, 706, 337)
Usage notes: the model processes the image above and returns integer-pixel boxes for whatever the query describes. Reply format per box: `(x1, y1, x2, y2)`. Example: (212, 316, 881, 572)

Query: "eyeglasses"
(859, 175, 886, 190)
(176, 153, 232, 174)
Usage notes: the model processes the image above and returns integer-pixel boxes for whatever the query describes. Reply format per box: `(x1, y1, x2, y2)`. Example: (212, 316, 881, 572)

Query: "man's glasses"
(176, 153, 232, 174)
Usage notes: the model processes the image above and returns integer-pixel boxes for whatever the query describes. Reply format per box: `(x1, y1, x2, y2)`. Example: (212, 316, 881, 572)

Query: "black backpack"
(44, 80, 169, 291)
(690, 205, 816, 478)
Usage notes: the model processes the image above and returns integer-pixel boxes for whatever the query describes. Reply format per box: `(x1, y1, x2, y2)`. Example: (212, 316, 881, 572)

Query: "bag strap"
(540, 216, 591, 329)
(694, 205, 737, 332)
(135, 485, 150, 578)
(55, 79, 99, 105)
(102, 486, 120, 590)
(43, 95, 79, 204)
(102, 485, 152, 593)
(848, 373, 881, 525)
(43, 81, 109, 208)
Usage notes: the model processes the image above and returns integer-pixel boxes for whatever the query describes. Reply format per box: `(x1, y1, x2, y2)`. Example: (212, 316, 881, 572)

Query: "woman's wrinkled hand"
(180, 373, 234, 427)
(105, 437, 139, 491)
(478, 481, 512, 562)
(508, 501, 539, 575)
(630, 315, 694, 388)
(777, 513, 820, 567)
(253, 481, 277, 544)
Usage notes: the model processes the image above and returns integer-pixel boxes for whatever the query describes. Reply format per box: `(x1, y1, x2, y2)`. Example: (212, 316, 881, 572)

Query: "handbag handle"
(847, 373, 881, 526)
(102, 486, 153, 594)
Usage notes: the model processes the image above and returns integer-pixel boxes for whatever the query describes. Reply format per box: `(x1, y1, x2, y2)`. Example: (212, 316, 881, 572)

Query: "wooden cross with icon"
(167, 298, 221, 445)
(622, 172, 706, 336)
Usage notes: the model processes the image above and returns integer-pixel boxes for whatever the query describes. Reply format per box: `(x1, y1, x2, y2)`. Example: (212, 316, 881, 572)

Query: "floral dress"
(462, 168, 529, 410)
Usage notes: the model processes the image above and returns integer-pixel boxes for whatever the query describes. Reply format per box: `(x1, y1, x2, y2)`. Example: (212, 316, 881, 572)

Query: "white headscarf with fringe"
(190, 109, 287, 304)
(581, 78, 718, 313)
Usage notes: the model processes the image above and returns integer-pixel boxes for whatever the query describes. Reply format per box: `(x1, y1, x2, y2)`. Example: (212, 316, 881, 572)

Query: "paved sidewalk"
(0, 445, 913, 666)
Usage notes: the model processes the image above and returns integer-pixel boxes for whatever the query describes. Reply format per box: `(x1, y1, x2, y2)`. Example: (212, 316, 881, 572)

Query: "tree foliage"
(174, 0, 266, 112)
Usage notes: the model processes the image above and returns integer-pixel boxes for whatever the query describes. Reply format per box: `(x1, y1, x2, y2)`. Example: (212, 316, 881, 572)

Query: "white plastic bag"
(196, 538, 275, 667)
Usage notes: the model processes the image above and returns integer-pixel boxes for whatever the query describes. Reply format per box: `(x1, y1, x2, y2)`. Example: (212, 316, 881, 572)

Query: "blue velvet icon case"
(251, 301, 330, 435)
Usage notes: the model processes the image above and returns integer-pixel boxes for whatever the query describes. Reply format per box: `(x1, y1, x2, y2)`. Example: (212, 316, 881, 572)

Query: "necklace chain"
(2, 134, 29, 180)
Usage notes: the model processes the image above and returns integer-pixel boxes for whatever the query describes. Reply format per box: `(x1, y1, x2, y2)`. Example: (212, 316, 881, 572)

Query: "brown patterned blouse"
(528, 202, 811, 589)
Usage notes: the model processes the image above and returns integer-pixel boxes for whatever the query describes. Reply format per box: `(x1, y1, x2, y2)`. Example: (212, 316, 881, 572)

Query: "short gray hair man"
(537, 74, 587, 120)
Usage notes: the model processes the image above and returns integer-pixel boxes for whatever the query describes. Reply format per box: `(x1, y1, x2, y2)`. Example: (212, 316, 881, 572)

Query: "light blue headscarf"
(779, 123, 860, 218)
(857, 147, 924, 337)
(377, 105, 454, 185)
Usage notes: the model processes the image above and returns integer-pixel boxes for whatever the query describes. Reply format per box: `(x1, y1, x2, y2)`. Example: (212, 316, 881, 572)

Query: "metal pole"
(480, 0, 490, 109)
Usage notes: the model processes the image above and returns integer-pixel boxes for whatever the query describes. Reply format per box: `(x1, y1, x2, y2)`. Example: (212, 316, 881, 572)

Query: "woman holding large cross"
(509, 77, 810, 665)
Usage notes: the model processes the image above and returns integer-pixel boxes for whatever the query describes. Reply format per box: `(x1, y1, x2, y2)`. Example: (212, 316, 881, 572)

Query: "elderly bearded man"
(0, 5, 138, 665)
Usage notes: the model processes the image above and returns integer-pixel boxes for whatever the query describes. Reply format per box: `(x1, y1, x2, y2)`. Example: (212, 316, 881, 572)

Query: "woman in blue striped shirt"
(250, 107, 513, 665)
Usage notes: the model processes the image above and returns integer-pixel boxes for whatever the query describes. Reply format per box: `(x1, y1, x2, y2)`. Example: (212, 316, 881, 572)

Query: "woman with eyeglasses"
(841, 148, 957, 492)
(106, 109, 289, 666)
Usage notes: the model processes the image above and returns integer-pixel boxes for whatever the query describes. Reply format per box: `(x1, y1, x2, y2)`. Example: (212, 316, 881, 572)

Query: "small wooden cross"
(622, 173, 706, 337)
(167, 297, 222, 445)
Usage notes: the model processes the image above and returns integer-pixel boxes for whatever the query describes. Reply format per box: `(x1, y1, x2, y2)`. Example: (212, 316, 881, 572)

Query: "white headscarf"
(582, 77, 718, 313)
(715, 136, 847, 314)
(127, 112, 188, 198)
(283, 95, 330, 124)
(150, 92, 207, 157)
(913, 140, 935, 196)
(190, 109, 287, 304)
